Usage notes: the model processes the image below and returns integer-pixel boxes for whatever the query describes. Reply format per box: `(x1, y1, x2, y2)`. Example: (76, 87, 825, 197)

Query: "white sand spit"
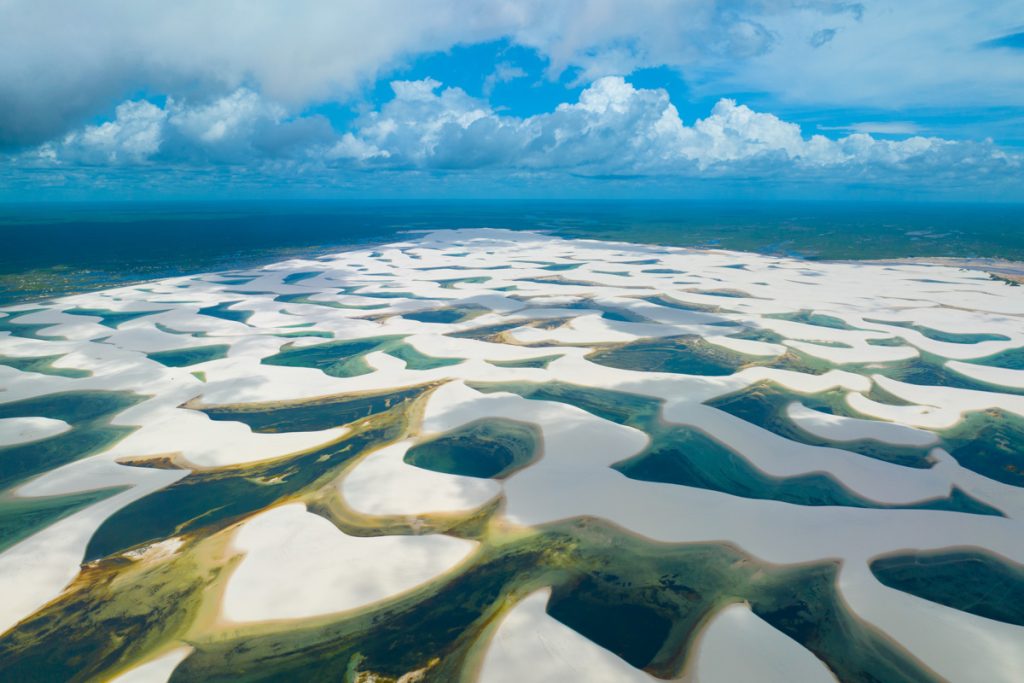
(340, 440, 501, 516)
(222, 504, 478, 622)
(0, 416, 70, 446)
(478, 588, 658, 683)
(786, 402, 940, 447)
(107, 645, 194, 683)
(689, 603, 837, 683)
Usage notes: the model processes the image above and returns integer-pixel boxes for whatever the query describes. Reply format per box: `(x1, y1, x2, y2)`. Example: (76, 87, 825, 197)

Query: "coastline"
(3, 199, 1024, 304)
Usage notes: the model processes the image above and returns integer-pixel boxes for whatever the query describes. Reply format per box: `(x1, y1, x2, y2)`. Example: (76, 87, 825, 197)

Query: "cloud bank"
(1, 1, 1022, 149)
(15, 78, 1017, 189)
(1, 1, 1020, 198)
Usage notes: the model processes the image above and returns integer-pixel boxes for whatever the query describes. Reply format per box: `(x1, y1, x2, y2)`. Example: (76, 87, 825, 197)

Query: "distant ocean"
(1, 200, 1022, 304)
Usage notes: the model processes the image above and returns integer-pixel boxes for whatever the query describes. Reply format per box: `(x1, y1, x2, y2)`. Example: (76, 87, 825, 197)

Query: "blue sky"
(1, 1, 1022, 201)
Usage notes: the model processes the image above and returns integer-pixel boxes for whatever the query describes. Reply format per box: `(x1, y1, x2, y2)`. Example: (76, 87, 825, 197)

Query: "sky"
(1, 1, 1022, 201)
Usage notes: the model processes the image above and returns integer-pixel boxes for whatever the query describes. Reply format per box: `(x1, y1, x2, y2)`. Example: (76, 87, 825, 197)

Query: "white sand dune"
(785, 401, 940, 447)
(0, 416, 70, 446)
(477, 588, 660, 683)
(946, 359, 1024, 389)
(2, 227, 1023, 678)
(222, 503, 478, 623)
(687, 603, 838, 683)
(0, 464, 187, 635)
(339, 439, 501, 516)
(478, 590, 840, 683)
(840, 560, 1024, 682)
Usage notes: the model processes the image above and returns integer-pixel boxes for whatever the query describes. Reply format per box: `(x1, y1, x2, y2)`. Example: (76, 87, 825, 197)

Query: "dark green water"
(402, 305, 488, 324)
(871, 550, 1024, 627)
(0, 391, 144, 554)
(65, 307, 169, 329)
(2, 516, 940, 683)
(404, 418, 540, 479)
(706, 383, 935, 469)
(2, 200, 1023, 304)
(0, 353, 90, 378)
(262, 335, 462, 377)
(197, 384, 434, 433)
(767, 310, 854, 330)
(0, 391, 144, 490)
(586, 335, 754, 376)
(470, 381, 998, 515)
(0, 486, 127, 554)
(862, 318, 1010, 344)
(86, 384, 432, 560)
(197, 301, 254, 325)
(488, 354, 562, 369)
(146, 345, 230, 367)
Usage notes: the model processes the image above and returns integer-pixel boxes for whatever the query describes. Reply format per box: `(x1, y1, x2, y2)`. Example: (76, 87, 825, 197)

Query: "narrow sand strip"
(0, 416, 70, 446)
(478, 588, 658, 683)
(107, 645, 194, 683)
(785, 402, 940, 447)
(688, 603, 837, 683)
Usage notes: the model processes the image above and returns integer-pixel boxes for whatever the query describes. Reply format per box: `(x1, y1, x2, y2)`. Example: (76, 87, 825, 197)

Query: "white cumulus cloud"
(333, 77, 1018, 177)
(54, 100, 166, 165)
(1, 1, 1021, 149)
(11, 76, 1020, 191)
